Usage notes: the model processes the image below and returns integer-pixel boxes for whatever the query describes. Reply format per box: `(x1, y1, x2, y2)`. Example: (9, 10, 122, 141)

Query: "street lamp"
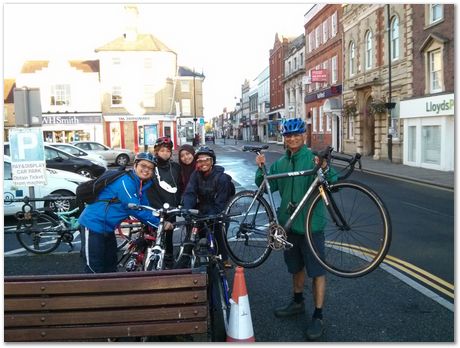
(386, 4, 395, 162)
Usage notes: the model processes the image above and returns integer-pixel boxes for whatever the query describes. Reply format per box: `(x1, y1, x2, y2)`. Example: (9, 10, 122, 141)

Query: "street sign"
(200, 118, 205, 125)
(9, 128, 47, 186)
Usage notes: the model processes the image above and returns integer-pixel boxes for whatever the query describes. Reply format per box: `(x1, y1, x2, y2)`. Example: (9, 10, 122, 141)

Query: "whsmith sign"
(42, 114, 102, 124)
(400, 93, 454, 119)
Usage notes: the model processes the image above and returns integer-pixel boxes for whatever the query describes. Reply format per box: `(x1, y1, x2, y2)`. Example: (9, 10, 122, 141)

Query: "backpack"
(76, 169, 132, 208)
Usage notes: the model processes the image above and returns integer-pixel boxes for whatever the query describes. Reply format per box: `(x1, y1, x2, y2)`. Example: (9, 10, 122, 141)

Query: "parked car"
(4, 143, 106, 179)
(3, 156, 90, 216)
(71, 141, 135, 166)
(46, 142, 108, 169)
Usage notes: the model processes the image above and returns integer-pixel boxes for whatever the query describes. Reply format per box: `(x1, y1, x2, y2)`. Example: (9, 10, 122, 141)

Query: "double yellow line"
(325, 241, 454, 299)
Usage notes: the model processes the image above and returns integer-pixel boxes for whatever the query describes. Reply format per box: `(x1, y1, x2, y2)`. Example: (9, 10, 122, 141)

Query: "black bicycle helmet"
(194, 146, 216, 164)
(282, 118, 306, 135)
(154, 136, 173, 149)
(134, 152, 157, 165)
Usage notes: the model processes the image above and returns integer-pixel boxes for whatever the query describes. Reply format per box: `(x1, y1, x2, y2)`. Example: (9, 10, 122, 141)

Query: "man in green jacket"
(255, 118, 336, 340)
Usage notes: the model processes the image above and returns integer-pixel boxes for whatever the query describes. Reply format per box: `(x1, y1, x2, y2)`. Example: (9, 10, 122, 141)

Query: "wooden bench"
(5, 268, 210, 342)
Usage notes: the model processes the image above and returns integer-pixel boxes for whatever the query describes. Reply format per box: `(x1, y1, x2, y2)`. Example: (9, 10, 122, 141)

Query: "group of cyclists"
(78, 118, 329, 340)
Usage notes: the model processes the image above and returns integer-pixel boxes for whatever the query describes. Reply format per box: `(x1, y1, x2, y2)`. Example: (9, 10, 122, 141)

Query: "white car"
(3, 156, 90, 216)
(46, 142, 108, 169)
(72, 141, 135, 166)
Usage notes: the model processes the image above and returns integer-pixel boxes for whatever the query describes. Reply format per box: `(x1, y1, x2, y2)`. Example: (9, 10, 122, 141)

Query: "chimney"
(124, 5, 139, 42)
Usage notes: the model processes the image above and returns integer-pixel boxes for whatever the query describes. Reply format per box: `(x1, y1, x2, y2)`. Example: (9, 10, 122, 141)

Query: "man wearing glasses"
(181, 146, 234, 268)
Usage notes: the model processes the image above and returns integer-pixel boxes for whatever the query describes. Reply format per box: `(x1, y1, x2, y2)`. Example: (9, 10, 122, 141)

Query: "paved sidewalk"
(213, 138, 454, 190)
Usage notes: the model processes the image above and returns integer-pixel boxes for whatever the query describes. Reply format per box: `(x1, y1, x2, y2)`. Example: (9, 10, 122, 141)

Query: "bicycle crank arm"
(273, 235, 293, 249)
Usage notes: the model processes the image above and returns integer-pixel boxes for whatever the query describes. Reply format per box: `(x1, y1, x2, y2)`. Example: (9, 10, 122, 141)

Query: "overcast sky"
(4, 2, 311, 119)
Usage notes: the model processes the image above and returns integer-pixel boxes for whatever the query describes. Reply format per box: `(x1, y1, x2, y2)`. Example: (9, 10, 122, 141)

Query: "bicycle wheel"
(306, 180, 392, 278)
(209, 263, 229, 342)
(223, 190, 274, 268)
(16, 213, 62, 254)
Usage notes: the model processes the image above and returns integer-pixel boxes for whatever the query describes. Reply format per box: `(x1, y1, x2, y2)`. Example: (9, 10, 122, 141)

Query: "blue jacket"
(79, 169, 160, 233)
(182, 165, 231, 215)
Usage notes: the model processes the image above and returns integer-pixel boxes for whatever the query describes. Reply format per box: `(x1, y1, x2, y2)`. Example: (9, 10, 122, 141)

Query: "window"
(50, 84, 71, 106)
(365, 31, 373, 70)
(111, 86, 123, 106)
(182, 99, 191, 116)
(315, 26, 321, 48)
(408, 126, 416, 162)
(288, 61, 292, 74)
(312, 107, 317, 132)
(429, 49, 442, 93)
(331, 11, 338, 37)
(326, 111, 331, 132)
(294, 57, 297, 70)
(144, 58, 152, 69)
(315, 64, 320, 90)
(391, 16, 400, 60)
(331, 55, 338, 83)
(319, 106, 324, 132)
(143, 85, 155, 107)
(300, 53, 304, 67)
(421, 125, 441, 165)
(323, 20, 328, 43)
(429, 4, 443, 24)
(307, 69, 312, 93)
(322, 60, 329, 87)
(348, 115, 354, 139)
(112, 57, 121, 65)
(308, 32, 314, 53)
(181, 80, 190, 92)
(349, 41, 356, 76)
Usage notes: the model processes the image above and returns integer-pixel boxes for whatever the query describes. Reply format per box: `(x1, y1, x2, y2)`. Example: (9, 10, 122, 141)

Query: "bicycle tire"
(209, 263, 229, 342)
(306, 180, 392, 278)
(16, 213, 62, 254)
(223, 190, 274, 268)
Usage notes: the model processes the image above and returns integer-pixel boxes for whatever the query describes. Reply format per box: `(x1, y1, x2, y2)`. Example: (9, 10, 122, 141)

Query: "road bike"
(174, 211, 231, 342)
(11, 196, 143, 254)
(223, 145, 392, 278)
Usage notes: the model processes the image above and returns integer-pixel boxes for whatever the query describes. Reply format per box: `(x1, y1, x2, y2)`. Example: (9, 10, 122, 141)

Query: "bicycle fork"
(318, 185, 350, 230)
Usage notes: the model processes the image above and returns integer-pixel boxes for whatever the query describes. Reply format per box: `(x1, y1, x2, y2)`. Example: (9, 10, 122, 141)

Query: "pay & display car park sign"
(9, 128, 47, 186)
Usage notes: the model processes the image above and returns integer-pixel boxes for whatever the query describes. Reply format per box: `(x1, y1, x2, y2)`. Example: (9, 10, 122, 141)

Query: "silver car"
(46, 142, 108, 169)
(72, 141, 135, 166)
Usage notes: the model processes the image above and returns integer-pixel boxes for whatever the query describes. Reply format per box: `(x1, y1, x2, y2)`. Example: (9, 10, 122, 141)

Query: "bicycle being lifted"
(223, 145, 392, 278)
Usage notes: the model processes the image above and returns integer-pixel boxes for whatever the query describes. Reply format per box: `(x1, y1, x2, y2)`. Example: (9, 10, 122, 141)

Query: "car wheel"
(77, 167, 95, 178)
(116, 154, 129, 166)
(45, 190, 77, 213)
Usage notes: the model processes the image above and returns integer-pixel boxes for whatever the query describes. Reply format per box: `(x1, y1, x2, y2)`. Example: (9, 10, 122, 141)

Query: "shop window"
(408, 125, 416, 162)
(50, 84, 71, 106)
(326, 113, 331, 132)
(421, 125, 441, 165)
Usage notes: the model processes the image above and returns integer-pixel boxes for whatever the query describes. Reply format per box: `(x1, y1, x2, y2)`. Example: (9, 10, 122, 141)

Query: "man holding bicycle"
(254, 118, 336, 340)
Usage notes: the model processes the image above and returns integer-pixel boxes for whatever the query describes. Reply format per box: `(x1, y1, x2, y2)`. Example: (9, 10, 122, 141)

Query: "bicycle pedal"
(67, 242, 74, 252)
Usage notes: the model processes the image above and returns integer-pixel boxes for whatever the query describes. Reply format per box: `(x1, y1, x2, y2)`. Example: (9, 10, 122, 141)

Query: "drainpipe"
(386, 4, 394, 162)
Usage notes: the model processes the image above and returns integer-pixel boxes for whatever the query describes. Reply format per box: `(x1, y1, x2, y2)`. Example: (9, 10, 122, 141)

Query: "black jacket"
(146, 159, 182, 209)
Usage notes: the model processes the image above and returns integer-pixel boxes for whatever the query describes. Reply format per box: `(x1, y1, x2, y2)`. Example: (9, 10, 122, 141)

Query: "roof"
(95, 33, 175, 53)
(4, 79, 15, 103)
(20, 60, 99, 74)
(178, 66, 205, 78)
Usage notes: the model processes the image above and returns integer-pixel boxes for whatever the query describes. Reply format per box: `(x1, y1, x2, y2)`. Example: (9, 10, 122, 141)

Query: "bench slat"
(5, 305, 208, 327)
(5, 290, 207, 311)
(5, 320, 209, 341)
(5, 273, 207, 295)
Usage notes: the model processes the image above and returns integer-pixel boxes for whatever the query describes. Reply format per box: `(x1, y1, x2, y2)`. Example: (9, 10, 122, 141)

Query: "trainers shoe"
(274, 300, 305, 318)
(306, 318, 325, 340)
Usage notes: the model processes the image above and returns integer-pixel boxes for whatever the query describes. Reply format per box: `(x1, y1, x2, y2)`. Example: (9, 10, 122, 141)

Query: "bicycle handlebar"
(127, 203, 200, 217)
(4, 195, 76, 203)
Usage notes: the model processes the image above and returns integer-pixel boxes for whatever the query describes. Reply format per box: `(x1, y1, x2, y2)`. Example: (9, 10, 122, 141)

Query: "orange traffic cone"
(226, 266, 255, 342)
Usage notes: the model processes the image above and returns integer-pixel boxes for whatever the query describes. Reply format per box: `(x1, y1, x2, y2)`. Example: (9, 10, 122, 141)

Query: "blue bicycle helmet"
(194, 146, 216, 164)
(282, 118, 306, 135)
(134, 152, 157, 165)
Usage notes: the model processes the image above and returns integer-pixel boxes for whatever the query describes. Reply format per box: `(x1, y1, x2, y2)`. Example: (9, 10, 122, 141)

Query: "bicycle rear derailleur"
(268, 223, 293, 250)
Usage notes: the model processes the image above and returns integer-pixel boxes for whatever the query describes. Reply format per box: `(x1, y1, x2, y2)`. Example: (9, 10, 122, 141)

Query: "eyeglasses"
(196, 157, 212, 163)
(138, 163, 154, 172)
(284, 133, 303, 139)
(155, 168, 178, 194)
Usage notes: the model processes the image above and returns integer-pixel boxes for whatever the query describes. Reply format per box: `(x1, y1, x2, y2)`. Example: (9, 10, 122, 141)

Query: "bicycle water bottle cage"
(268, 223, 290, 250)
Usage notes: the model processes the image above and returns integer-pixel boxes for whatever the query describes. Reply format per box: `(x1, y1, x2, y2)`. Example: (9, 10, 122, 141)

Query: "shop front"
(103, 114, 178, 152)
(400, 93, 454, 171)
(41, 113, 103, 143)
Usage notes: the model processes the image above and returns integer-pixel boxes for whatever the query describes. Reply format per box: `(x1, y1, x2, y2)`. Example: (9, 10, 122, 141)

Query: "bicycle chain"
(268, 223, 288, 250)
